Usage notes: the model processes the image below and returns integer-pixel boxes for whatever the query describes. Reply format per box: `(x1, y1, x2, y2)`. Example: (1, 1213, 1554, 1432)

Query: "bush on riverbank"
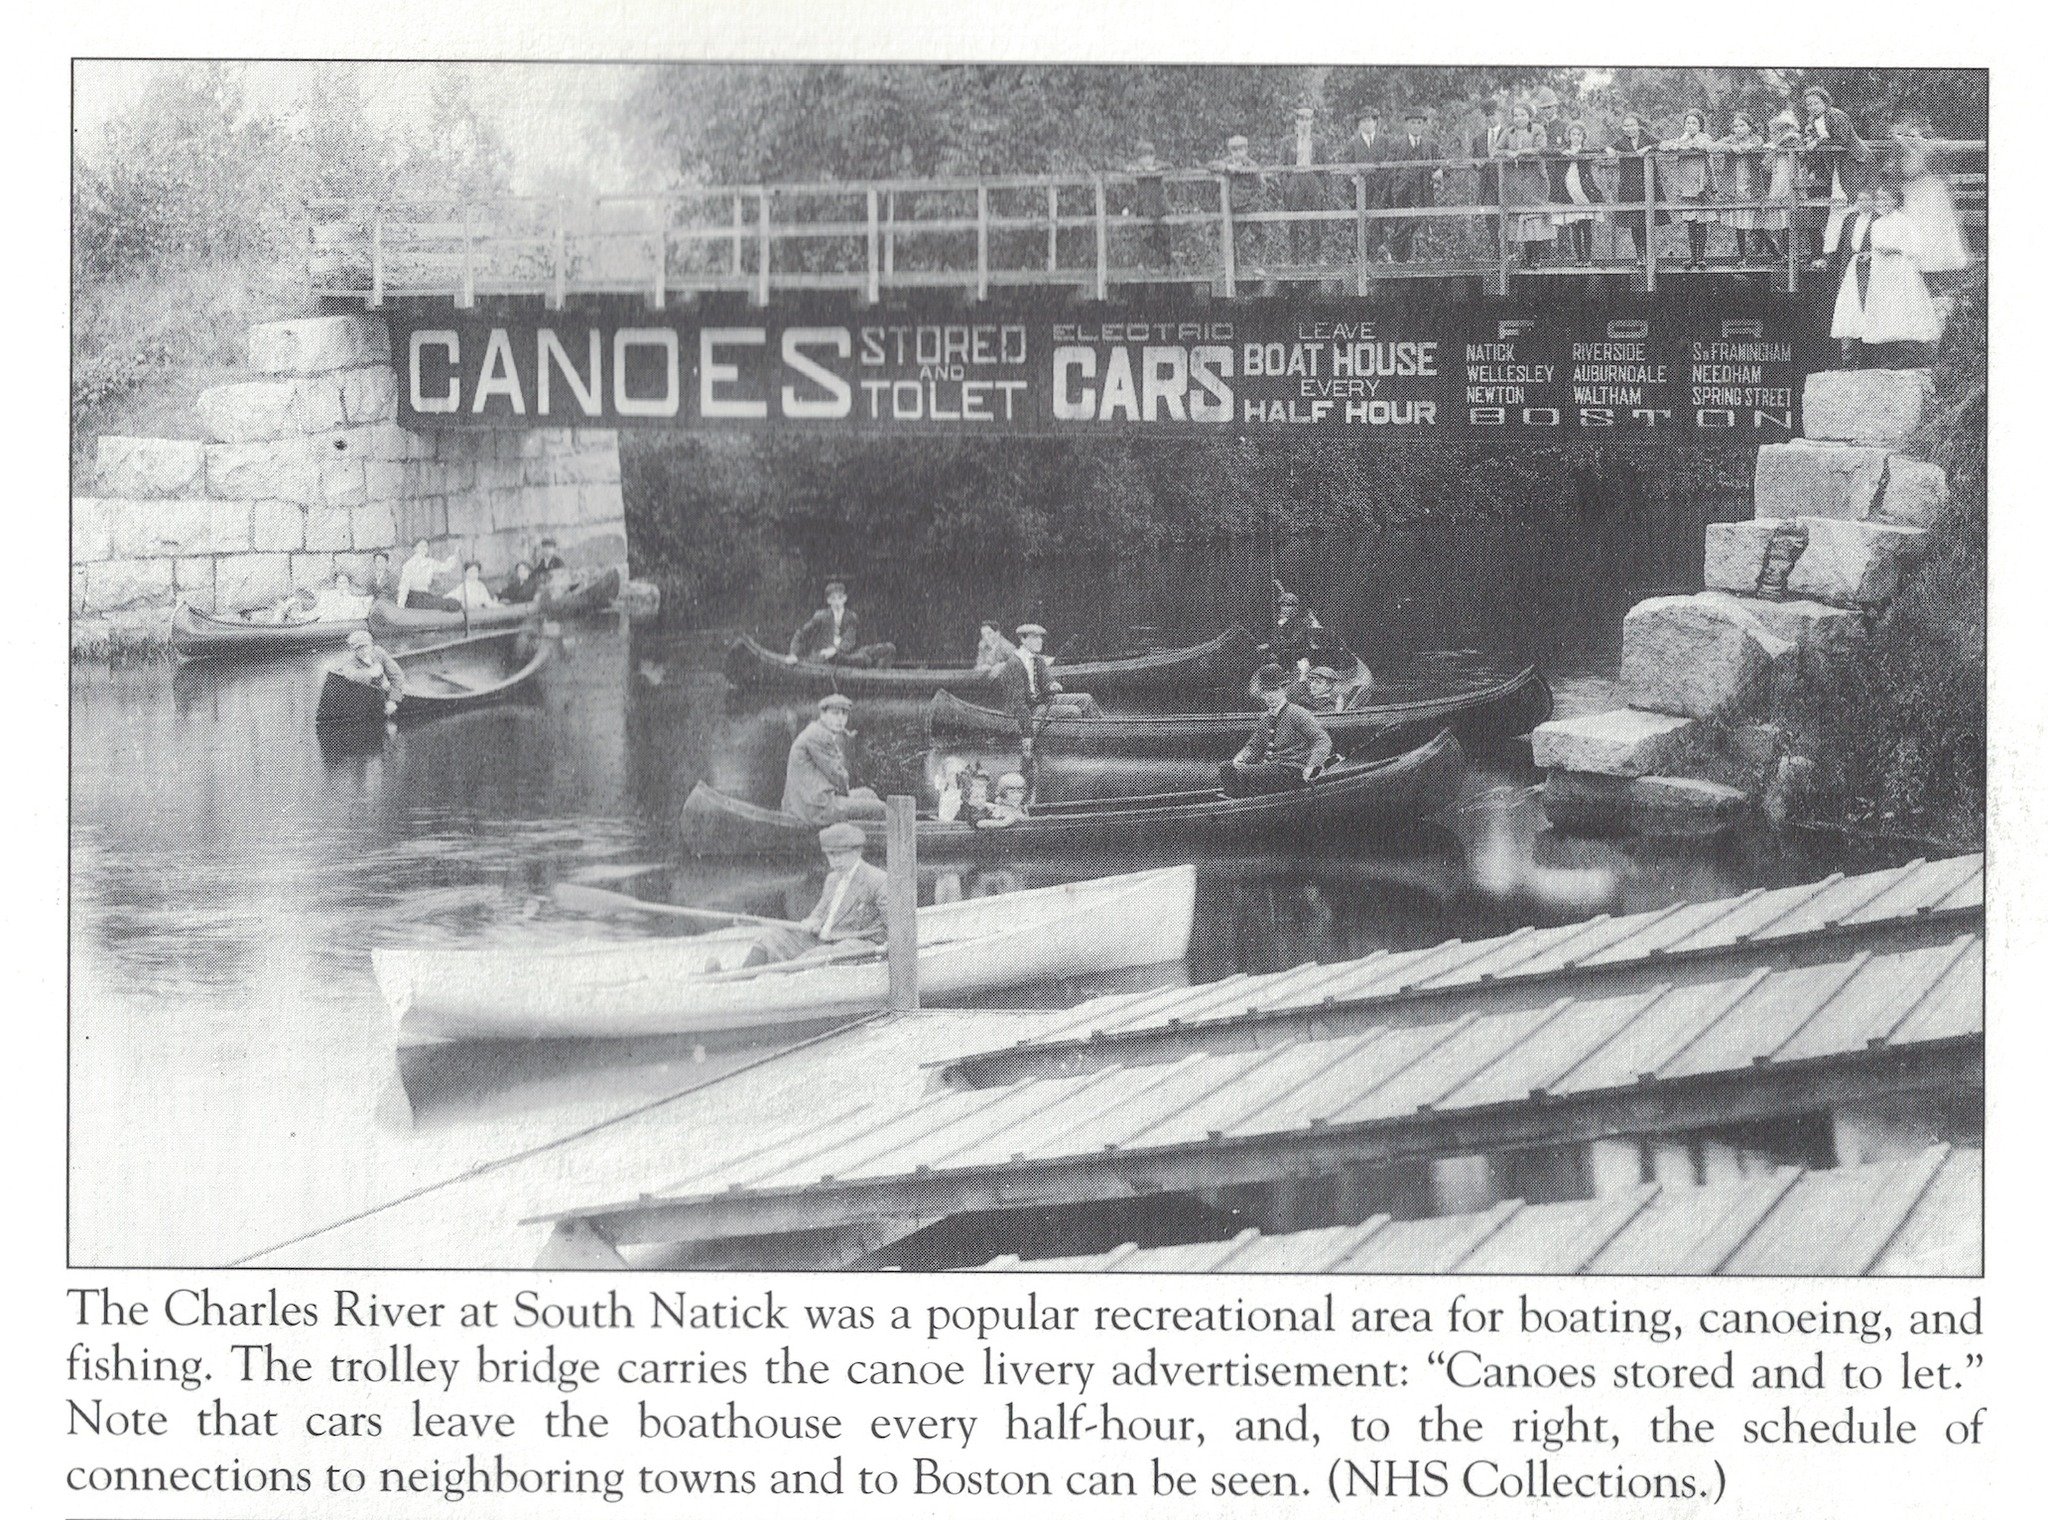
(622, 431, 1753, 617)
(1782, 273, 1986, 844)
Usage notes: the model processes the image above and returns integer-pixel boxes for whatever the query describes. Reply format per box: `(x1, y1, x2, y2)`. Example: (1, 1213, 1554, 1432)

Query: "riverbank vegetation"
(1782, 275, 1986, 845)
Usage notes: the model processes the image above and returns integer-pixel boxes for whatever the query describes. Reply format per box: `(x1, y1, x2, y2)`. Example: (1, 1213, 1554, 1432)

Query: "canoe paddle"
(551, 881, 803, 929)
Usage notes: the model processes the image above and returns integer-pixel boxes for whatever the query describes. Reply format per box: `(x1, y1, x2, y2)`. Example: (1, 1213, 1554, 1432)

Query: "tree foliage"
(74, 62, 515, 286)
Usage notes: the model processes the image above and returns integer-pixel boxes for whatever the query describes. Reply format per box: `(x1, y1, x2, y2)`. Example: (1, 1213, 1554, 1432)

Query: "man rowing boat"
(743, 822, 891, 965)
(1221, 663, 1333, 796)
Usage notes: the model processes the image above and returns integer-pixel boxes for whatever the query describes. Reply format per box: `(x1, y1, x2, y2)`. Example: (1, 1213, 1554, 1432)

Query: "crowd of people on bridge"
(1107, 86, 1973, 288)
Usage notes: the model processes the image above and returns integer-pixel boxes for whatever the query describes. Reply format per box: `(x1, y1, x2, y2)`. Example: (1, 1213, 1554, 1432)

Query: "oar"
(552, 881, 802, 929)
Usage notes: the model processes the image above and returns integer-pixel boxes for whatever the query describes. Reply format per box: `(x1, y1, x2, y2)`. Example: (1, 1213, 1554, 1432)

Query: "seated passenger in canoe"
(1287, 664, 1345, 713)
(785, 578, 897, 668)
(500, 559, 542, 604)
(451, 560, 501, 611)
(973, 618, 1020, 672)
(251, 586, 320, 624)
(976, 772, 1032, 829)
(342, 629, 407, 716)
(781, 693, 889, 823)
(396, 539, 463, 611)
(308, 567, 373, 623)
(744, 822, 891, 965)
(1262, 585, 1353, 677)
(532, 537, 567, 575)
(366, 550, 397, 601)
(994, 623, 1104, 754)
(1221, 663, 1334, 796)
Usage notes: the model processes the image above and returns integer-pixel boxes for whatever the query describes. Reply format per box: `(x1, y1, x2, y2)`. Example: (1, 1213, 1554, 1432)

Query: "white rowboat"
(375, 864, 1197, 1044)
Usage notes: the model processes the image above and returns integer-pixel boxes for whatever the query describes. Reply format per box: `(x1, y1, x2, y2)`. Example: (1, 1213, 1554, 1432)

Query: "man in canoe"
(744, 822, 892, 965)
(396, 539, 462, 611)
(781, 693, 888, 824)
(1288, 664, 1344, 714)
(366, 550, 397, 601)
(533, 537, 568, 575)
(1221, 663, 1333, 796)
(1263, 584, 1350, 675)
(993, 623, 1105, 755)
(343, 629, 407, 717)
(785, 579, 897, 668)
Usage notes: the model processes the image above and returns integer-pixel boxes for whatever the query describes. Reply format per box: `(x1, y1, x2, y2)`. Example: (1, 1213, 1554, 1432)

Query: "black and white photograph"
(70, 57, 1985, 1275)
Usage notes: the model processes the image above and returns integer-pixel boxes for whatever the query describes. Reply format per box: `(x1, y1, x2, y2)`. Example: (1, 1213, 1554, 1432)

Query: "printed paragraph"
(61, 1282, 1987, 1508)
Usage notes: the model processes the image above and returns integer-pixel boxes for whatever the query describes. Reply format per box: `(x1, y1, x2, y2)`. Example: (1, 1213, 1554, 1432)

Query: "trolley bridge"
(306, 140, 1984, 311)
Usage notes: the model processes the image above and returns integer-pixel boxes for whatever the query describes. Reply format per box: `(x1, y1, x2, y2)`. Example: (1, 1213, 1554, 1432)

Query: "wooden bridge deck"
(306, 142, 1984, 308)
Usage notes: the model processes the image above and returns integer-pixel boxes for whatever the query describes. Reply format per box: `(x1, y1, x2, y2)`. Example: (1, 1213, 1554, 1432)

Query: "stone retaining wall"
(73, 315, 630, 652)
(1531, 365, 1944, 835)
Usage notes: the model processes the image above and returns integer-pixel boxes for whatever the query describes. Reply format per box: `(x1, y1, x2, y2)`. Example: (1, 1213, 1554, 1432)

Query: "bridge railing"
(305, 141, 1983, 307)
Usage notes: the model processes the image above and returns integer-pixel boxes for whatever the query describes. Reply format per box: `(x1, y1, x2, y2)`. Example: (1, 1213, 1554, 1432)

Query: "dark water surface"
(71, 531, 1906, 1265)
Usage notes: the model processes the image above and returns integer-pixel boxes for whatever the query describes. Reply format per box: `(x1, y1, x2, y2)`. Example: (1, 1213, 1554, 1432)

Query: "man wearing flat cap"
(1288, 664, 1345, 714)
(1223, 664, 1334, 796)
(786, 577, 896, 668)
(799, 823, 891, 945)
(993, 623, 1064, 752)
(745, 822, 892, 965)
(781, 692, 887, 824)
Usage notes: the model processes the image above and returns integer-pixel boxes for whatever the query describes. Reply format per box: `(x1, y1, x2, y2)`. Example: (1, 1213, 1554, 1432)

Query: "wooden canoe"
(366, 567, 621, 637)
(375, 862, 1197, 1043)
(680, 729, 1466, 861)
(314, 627, 552, 726)
(721, 625, 1257, 699)
(927, 663, 1553, 758)
(171, 601, 365, 659)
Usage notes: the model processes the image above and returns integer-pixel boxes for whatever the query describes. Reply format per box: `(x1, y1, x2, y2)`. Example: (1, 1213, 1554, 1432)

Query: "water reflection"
(73, 581, 1897, 1264)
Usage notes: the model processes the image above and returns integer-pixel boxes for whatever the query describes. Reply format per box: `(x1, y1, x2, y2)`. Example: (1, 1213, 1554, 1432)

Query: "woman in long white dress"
(1891, 122, 1970, 275)
(1832, 182, 1941, 361)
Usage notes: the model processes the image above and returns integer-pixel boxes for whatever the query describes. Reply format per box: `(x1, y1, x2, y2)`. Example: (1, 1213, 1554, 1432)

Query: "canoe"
(927, 663, 1553, 758)
(375, 862, 1197, 1043)
(367, 567, 621, 637)
(721, 625, 1257, 699)
(680, 729, 1466, 861)
(171, 601, 364, 659)
(314, 627, 552, 726)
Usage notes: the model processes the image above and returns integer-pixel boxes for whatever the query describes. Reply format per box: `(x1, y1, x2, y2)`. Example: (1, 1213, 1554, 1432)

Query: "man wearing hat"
(342, 629, 406, 717)
(1288, 664, 1346, 714)
(1263, 582, 1349, 675)
(993, 623, 1064, 746)
(1223, 664, 1334, 797)
(781, 693, 887, 824)
(1381, 106, 1445, 264)
(798, 822, 891, 945)
(786, 578, 896, 668)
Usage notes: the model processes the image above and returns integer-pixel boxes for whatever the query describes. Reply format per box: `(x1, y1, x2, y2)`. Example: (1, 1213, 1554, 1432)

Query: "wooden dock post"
(885, 795, 919, 1014)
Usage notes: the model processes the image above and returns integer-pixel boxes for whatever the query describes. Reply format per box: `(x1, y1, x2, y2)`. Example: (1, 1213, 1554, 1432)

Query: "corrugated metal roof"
(537, 931, 1981, 1244)
(972, 1146, 1980, 1275)
(954, 854, 1982, 1077)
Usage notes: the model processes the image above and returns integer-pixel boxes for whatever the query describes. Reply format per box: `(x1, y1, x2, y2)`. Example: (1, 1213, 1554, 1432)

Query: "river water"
(69, 523, 1916, 1266)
